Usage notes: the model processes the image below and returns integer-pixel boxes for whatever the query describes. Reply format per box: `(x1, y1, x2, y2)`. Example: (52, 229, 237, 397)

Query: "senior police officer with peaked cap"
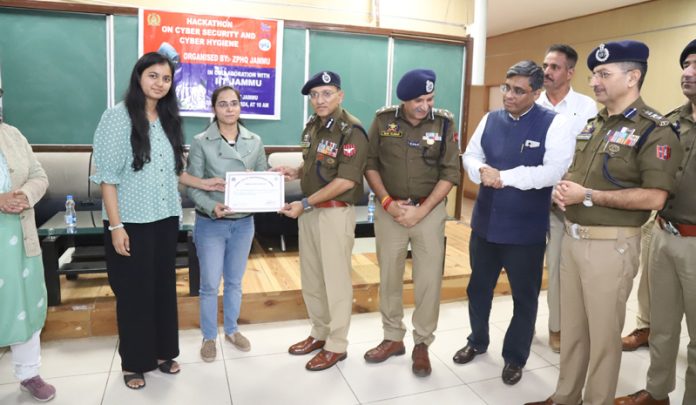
(362, 68, 460, 377)
(276, 70, 369, 371)
(614, 38, 696, 405)
(526, 40, 683, 405)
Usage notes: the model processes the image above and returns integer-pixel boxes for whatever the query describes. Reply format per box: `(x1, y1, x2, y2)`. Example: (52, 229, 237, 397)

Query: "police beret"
(680, 39, 696, 67)
(587, 40, 649, 70)
(396, 69, 436, 101)
(301, 71, 341, 95)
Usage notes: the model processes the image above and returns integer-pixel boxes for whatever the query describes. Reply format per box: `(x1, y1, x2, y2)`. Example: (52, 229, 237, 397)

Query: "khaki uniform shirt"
(660, 102, 696, 224)
(565, 97, 683, 226)
(300, 107, 368, 204)
(366, 106, 460, 199)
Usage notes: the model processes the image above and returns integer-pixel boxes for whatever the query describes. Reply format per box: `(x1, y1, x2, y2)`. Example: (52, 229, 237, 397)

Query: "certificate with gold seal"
(224, 171, 285, 212)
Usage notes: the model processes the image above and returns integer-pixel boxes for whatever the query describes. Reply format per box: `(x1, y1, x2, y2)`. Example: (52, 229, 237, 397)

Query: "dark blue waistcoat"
(471, 104, 556, 245)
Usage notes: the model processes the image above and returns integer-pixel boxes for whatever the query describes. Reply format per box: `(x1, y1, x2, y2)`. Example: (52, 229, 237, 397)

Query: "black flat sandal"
(157, 359, 181, 374)
(123, 372, 146, 389)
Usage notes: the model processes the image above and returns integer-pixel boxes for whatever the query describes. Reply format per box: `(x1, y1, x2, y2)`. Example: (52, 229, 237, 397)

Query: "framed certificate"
(224, 171, 285, 213)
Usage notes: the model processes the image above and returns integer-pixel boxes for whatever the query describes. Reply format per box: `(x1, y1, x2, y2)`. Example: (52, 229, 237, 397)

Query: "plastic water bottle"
(64, 195, 77, 234)
(367, 191, 375, 223)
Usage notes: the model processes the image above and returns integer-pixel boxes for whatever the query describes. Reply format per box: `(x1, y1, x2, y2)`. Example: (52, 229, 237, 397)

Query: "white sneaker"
(226, 332, 251, 352)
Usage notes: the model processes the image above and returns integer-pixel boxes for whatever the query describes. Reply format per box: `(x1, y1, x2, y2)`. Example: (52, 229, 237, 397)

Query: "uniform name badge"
(224, 171, 285, 213)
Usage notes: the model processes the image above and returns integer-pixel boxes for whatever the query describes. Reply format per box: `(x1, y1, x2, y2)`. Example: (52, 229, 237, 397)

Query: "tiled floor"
(0, 286, 690, 404)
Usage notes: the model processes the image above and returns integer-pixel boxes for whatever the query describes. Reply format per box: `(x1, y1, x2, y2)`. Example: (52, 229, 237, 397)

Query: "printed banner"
(140, 9, 283, 119)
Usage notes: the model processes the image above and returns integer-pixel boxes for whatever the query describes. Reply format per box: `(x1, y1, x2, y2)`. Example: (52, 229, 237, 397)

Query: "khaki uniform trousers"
(546, 206, 565, 333)
(298, 206, 355, 353)
(553, 228, 640, 405)
(645, 225, 696, 403)
(634, 213, 656, 329)
(374, 199, 446, 346)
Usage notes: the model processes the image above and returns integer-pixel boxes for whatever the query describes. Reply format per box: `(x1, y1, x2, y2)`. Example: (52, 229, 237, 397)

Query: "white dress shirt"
(537, 87, 598, 138)
(462, 106, 574, 190)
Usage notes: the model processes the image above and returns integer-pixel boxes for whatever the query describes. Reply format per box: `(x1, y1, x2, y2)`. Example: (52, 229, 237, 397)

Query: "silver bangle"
(108, 223, 124, 231)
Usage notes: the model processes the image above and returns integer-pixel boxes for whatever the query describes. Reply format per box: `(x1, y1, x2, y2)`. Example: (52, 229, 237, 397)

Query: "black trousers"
(466, 233, 545, 367)
(104, 216, 180, 373)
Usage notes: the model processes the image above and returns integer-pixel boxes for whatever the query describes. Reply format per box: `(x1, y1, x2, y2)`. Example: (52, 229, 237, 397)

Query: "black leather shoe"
(502, 362, 523, 385)
(452, 344, 485, 364)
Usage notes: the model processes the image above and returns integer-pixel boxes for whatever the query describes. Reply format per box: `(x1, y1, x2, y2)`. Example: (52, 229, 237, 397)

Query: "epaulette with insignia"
(433, 108, 454, 121)
(376, 105, 399, 115)
(340, 110, 368, 139)
(640, 109, 671, 127)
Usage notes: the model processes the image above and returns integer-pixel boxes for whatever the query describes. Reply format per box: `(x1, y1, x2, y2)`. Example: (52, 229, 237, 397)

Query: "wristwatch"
(582, 189, 594, 207)
(301, 197, 313, 212)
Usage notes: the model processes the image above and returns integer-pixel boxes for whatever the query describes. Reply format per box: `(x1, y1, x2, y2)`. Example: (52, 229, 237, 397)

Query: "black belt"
(195, 210, 248, 221)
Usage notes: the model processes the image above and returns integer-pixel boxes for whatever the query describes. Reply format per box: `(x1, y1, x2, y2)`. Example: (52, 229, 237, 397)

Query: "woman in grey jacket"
(187, 85, 268, 361)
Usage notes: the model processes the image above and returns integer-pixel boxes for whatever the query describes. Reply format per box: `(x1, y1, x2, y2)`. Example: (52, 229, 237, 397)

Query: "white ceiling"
(486, 0, 651, 36)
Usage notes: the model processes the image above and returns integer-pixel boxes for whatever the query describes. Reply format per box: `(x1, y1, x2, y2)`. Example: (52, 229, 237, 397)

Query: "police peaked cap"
(587, 40, 649, 70)
(301, 71, 341, 95)
(396, 69, 436, 101)
(680, 39, 696, 66)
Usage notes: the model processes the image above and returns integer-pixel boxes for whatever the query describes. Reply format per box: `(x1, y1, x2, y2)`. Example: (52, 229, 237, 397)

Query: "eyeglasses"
(587, 70, 629, 82)
(500, 84, 530, 96)
(308, 90, 337, 100)
(216, 100, 240, 109)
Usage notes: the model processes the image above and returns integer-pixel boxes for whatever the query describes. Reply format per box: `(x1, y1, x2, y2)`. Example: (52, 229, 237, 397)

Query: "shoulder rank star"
(343, 143, 357, 157)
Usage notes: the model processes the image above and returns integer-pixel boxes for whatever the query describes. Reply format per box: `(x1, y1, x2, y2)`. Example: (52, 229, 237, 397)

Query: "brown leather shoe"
(622, 328, 650, 351)
(288, 336, 325, 355)
(549, 330, 561, 353)
(364, 340, 406, 363)
(411, 343, 431, 377)
(305, 349, 347, 371)
(615, 390, 669, 405)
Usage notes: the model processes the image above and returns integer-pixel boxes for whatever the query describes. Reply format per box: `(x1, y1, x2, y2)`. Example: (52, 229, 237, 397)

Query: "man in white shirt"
(454, 60, 573, 385)
(537, 44, 597, 353)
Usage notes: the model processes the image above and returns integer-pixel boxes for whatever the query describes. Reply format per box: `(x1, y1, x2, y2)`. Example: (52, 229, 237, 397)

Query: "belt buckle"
(663, 220, 681, 237)
(569, 223, 581, 239)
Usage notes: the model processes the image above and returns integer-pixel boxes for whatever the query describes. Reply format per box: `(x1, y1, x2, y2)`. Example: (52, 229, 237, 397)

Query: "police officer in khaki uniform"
(277, 71, 368, 371)
(362, 69, 460, 377)
(526, 40, 683, 405)
(614, 38, 696, 405)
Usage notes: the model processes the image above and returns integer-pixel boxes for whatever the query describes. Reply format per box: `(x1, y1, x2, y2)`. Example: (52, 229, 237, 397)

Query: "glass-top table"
(38, 209, 199, 306)
(38, 209, 196, 236)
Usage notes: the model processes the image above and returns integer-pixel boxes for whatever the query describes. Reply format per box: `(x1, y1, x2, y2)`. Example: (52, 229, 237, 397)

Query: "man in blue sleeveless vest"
(456, 60, 574, 385)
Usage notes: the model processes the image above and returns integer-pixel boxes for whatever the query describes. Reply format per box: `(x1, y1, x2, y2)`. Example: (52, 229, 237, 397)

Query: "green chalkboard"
(113, 15, 138, 102)
(0, 8, 107, 144)
(0, 6, 467, 146)
(308, 31, 388, 127)
(392, 39, 465, 134)
(243, 28, 306, 146)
